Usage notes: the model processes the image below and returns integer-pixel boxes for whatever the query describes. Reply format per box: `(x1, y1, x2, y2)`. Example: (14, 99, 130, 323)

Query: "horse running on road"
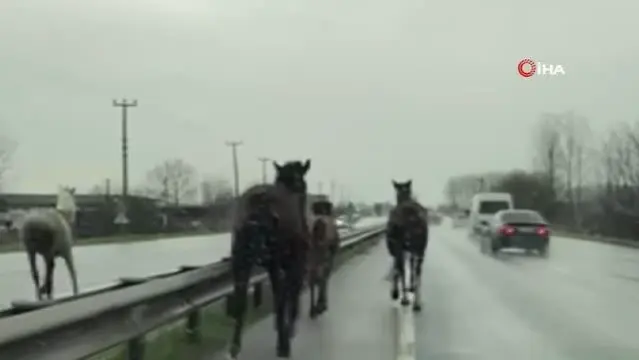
(386, 179, 428, 311)
(18, 185, 79, 300)
(227, 159, 311, 359)
(307, 199, 340, 319)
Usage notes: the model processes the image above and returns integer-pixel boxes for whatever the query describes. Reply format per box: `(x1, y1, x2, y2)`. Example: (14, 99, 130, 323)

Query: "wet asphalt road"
(212, 221, 639, 360)
(0, 216, 386, 307)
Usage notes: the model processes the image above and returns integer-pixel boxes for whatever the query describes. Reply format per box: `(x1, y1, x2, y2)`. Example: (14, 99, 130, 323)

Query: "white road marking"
(395, 260, 417, 360)
(395, 302, 417, 360)
(550, 265, 571, 274)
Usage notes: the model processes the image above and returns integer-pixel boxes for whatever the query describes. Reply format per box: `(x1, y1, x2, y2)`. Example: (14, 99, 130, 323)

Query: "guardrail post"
(127, 337, 145, 360)
(253, 282, 263, 307)
(186, 310, 202, 342)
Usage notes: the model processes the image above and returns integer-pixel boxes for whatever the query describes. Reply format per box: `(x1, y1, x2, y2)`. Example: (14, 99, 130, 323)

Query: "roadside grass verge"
(90, 236, 381, 360)
(552, 228, 639, 249)
(0, 230, 221, 254)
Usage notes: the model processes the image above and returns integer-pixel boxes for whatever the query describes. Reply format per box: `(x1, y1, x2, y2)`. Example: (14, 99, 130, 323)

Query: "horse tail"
(385, 214, 401, 257)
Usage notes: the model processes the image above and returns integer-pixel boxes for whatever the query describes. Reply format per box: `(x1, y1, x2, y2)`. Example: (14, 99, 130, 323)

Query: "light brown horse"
(19, 186, 79, 300)
(386, 180, 428, 312)
(228, 160, 311, 359)
(307, 199, 340, 318)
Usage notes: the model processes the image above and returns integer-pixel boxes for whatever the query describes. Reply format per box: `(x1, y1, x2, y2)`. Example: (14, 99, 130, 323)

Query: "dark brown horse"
(386, 180, 428, 312)
(228, 160, 311, 359)
(307, 199, 340, 318)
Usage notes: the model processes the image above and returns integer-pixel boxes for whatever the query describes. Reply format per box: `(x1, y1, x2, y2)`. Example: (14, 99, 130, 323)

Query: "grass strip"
(90, 236, 381, 360)
(552, 228, 639, 248)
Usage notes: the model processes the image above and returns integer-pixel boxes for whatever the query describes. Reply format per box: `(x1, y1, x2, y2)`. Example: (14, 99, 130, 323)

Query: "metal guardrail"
(0, 226, 385, 360)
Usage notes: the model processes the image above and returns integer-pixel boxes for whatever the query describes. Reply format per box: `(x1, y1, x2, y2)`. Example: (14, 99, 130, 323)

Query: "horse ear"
(273, 161, 282, 173)
(392, 180, 399, 188)
(302, 159, 311, 174)
(69, 187, 76, 194)
(406, 180, 412, 188)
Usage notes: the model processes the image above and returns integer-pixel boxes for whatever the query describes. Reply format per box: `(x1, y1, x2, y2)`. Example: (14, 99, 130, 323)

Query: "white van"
(469, 193, 514, 237)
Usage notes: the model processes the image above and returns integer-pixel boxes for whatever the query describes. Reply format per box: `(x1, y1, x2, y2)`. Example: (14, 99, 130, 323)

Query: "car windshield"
(501, 211, 545, 224)
(478, 201, 510, 214)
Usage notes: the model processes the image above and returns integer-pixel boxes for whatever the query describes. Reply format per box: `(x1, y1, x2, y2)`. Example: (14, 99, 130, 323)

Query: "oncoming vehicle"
(480, 209, 550, 257)
(469, 193, 513, 238)
(452, 209, 470, 228)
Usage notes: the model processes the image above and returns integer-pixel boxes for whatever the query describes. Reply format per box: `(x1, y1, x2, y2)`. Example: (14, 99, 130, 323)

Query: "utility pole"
(226, 141, 243, 198)
(112, 99, 137, 198)
(257, 157, 271, 184)
(330, 180, 336, 201)
(105, 178, 111, 197)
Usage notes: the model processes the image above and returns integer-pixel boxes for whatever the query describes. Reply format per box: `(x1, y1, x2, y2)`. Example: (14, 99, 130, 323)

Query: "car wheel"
(490, 241, 500, 255)
(539, 246, 549, 258)
(480, 238, 487, 254)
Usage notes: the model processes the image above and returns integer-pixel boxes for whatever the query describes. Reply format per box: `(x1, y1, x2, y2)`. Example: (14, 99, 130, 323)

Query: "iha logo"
(517, 58, 566, 78)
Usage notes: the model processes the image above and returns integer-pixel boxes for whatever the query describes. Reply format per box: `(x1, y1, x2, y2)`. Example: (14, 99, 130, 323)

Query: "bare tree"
(200, 176, 233, 205)
(558, 112, 593, 227)
(533, 113, 564, 200)
(0, 136, 16, 190)
(145, 159, 198, 206)
(443, 172, 508, 208)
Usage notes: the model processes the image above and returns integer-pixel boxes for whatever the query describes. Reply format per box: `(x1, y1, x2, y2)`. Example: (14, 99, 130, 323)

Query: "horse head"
(56, 185, 78, 224)
(392, 179, 412, 203)
(273, 159, 311, 194)
(311, 200, 333, 216)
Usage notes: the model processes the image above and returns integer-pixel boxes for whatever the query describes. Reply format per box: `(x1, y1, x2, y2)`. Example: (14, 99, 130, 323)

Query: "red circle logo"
(517, 59, 536, 78)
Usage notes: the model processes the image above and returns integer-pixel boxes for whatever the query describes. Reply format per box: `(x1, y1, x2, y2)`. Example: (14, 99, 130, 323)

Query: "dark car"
(479, 209, 550, 257)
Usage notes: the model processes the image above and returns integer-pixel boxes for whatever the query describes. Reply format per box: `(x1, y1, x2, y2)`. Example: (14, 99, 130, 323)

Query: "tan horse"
(307, 199, 340, 318)
(18, 186, 79, 300)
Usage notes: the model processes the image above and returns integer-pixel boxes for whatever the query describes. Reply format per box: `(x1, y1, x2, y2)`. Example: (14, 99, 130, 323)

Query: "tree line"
(444, 111, 639, 242)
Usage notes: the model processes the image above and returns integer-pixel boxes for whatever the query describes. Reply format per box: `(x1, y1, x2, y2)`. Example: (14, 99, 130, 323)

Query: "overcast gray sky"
(1, 0, 638, 204)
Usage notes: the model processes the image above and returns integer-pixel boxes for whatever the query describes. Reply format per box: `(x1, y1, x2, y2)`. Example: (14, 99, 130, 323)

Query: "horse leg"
(390, 251, 400, 300)
(63, 251, 79, 296)
(287, 258, 304, 340)
(228, 261, 251, 359)
(27, 251, 42, 301)
(308, 268, 318, 319)
(412, 254, 424, 312)
(398, 251, 410, 306)
(43, 256, 55, 300)
(408, 255, 416, 293)
(322, 253, 336, 312)
(269, 266, 290, 358)
(317, 266, 328, 314)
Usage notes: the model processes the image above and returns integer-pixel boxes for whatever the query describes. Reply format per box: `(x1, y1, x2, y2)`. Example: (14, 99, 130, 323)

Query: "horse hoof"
(413, 303, 422, 312)
(391, 289, 399, 300)
(276, 342, 291, 358)
(401, 298, 410, 307)
(310, 307, 317, 319)
(228, 344, 241, 359)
